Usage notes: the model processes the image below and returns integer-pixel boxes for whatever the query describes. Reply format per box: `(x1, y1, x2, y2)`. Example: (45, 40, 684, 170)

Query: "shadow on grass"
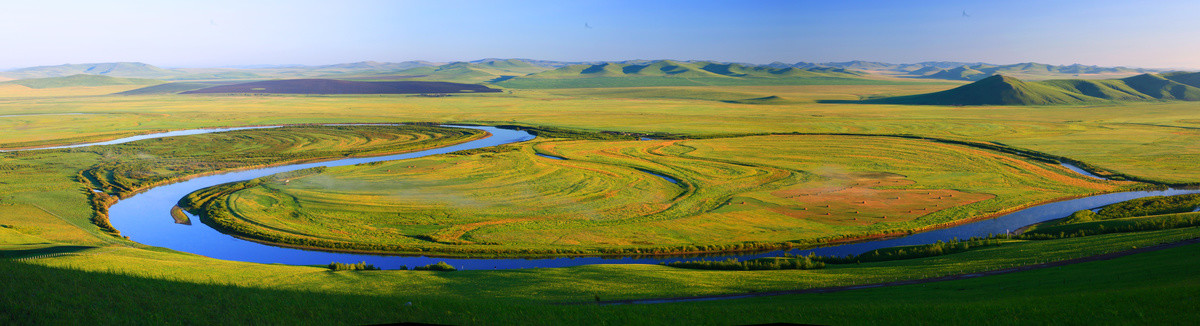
(814, 99, 864, 104)
(0, 259, 470, 324)
(0, 245, 95, 259)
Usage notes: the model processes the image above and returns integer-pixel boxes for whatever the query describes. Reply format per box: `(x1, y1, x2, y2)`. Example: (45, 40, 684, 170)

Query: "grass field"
(201, 134, 1123, 255)
(2, 83, 1200, 323)
(1, 85, 1197, 182)
(3, 225, 1199, 324)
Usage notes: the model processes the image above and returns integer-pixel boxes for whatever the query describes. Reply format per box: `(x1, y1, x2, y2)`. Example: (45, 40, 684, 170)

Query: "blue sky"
(1, 0, 1198, 68)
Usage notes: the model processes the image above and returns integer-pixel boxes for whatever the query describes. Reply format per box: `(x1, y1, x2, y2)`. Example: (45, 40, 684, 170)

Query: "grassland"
(1, 84, 1198, 183)
(0, 74, 164, 89)
(2, 81, 1200, 323)
(76, 124, 484, 194)
(0, 125, 484, 242)
(198, 134, 1122, 255)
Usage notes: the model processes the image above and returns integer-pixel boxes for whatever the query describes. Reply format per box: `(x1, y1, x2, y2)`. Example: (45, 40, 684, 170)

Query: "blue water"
(86, 125, 1200, 270)
(635, 168, 681, 184)
(1060, 163, 1108, 180)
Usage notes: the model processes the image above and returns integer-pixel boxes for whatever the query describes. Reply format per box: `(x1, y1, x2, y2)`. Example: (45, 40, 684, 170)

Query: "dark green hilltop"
(872, 72, 1200, 105)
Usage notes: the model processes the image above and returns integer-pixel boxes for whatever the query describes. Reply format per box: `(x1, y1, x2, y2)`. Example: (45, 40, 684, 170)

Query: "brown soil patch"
(768, 172, 994, 226)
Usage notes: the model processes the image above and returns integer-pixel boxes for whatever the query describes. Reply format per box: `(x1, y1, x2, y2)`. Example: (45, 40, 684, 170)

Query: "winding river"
(20, 125, 1199, 270)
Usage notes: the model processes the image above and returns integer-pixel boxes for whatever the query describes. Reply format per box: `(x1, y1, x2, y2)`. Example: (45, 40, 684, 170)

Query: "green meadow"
(2, 81, 1200, 324)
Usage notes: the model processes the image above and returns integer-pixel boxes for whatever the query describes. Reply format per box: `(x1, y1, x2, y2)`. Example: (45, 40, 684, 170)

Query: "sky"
(1, 0, 1198, 69)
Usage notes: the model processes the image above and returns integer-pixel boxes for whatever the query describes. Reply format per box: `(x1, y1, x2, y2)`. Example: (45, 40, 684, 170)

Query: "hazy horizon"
(1, 57, 1188, 72)
(3, 0, 1199, 70)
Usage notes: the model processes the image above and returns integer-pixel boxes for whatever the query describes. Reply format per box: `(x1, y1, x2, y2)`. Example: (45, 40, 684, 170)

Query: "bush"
(1019, 213, 1200, 240)
(412, 262, 456, 271)
(327, 261, 379, 271)
(1095, 194, 1200, 219)
(664, 256, 825, 271)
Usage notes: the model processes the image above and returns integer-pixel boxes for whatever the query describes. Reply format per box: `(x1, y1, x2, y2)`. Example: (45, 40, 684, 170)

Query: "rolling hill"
(0, 74, 164, 89)
(493, 60, 876, 88)
(1159, 71, 1200, 88)
(873, 75, 1096, 105)
(0, 62, 179, 79)
(766, 60, 1163, 81)
(921, 66, 988, 81)
(179, 79, 502, 94)
(909, 63, 1158, 81)
(871, 74, 1200, 105)
(380, 60, 554, 83)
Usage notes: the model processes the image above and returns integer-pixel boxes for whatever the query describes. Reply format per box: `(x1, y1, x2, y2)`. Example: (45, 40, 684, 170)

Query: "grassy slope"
(3, 227, 1199, 324)
(1162, 71, 1200, 88)
(877, 75, 1099, 105)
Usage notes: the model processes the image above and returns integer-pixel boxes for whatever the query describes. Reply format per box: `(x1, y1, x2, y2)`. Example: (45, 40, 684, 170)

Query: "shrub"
(664, 256, 824, 271)
(807, 235, 1003, 264)
(412, 261, 456, 271)
(327, 261, 379, 271)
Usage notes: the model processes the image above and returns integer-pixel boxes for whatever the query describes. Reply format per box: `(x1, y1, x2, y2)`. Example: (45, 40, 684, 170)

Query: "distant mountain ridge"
(0, 59, 1180, 84)
(180, 79, 502, 95)
(783, 61, 1165, 81)
(871, 72, 1200, 105)
(0, 62, 178, 79)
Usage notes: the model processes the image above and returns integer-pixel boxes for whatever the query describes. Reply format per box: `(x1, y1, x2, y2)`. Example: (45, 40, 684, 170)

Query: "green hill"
(873, 74, 1200, 105)
(473, 59, 548, 74)
(1160, 71, 1200, 88)
(495, 60, 879, 88)
(909, 62, 1156, 81)
(909, 66, 944, 76)
(1038, 79, 1155, 101)
(0, 74, 165, 89)
(922, 66, 989, 81)
(873, 75, 1098, 105)
(379, 61, 553, 83)
(1120, 74, 1200, 100)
